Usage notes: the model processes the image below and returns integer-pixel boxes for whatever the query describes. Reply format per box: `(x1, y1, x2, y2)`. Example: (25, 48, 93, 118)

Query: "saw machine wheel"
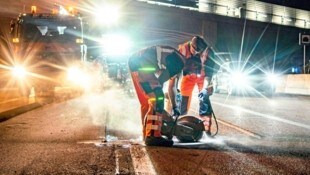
(176, 116, 204, 143)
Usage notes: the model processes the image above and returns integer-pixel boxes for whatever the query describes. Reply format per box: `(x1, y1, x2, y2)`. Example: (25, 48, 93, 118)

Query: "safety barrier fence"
(276, 74, 310, 95)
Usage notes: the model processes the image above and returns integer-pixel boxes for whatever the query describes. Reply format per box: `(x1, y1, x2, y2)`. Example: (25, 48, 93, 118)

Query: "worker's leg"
(144, 87, 173, 147)
(180, 75, 196, 115)
(130, 72, 149, 139)
(130, 71, 173, 146)
(198, 84, 213, 136)
(199, 96, 212, 135)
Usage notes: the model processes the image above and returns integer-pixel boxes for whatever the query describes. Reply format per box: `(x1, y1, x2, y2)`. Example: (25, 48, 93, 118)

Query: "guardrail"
(0, 87, 79, 122)
(276, 74, 310, 95)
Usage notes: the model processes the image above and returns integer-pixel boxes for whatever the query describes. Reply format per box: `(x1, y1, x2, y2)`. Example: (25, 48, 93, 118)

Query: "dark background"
(258, 0, 310, 11)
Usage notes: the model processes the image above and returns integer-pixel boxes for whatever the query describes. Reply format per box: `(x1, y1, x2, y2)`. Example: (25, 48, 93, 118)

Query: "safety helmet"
(191, 36, 208, 53)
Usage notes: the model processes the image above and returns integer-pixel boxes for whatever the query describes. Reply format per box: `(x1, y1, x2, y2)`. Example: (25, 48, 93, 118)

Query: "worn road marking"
(115, 148, 121, 174)
(130, 146, 157, 175)
(212, 101, 310, 130)
(115, 145, 136, 175)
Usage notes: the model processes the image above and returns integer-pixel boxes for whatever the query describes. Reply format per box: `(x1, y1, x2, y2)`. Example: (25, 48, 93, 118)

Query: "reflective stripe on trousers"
(145, 98, 163, 138)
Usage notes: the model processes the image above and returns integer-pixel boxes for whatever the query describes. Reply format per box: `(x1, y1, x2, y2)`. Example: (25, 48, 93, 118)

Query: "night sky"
(258, 0, 310, 11)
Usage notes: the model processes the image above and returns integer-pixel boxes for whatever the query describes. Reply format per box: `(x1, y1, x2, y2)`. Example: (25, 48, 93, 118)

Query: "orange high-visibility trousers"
(130, 72, 163, 139)
(180, 74, 205, 115)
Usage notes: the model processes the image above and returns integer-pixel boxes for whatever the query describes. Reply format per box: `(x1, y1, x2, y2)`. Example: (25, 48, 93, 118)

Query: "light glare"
(67, 67, 89, 86)
(266, 73, 279, 85)
(231, 71, 248, 86)
(100, 34, 132, 56)
(95, 5, 120, 25)
(12, 66, 27, 79)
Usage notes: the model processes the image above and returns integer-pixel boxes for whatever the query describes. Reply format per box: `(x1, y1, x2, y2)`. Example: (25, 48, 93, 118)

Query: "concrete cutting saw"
(161, 112, 205, 143)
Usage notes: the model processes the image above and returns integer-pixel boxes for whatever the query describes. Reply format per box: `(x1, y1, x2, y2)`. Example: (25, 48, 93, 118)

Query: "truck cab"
(9, 6, 88, 97)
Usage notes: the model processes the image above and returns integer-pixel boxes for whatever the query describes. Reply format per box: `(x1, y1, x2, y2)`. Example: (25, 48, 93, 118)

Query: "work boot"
(145, 136, 174, 147)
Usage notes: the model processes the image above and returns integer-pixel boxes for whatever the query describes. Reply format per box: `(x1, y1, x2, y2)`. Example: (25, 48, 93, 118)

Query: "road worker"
(128, 45, 185, 146)
(177, 36, 216, 136)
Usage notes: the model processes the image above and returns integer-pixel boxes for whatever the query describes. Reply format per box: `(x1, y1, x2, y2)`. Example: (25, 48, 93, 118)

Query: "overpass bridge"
(1, 0, 310, 95)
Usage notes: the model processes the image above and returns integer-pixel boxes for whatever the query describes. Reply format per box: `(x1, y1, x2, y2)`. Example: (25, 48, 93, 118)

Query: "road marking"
(212, 101, 310, 130)
(130, 146, 157, 175)
(115, 148, 120, 175)
(77, 140, 156, 174)
(216, 119, 263, 139)
(189, 108, 263, 139)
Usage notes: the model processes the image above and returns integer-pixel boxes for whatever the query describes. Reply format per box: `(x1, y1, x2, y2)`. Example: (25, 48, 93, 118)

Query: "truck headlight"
(12, 66, 27, 79)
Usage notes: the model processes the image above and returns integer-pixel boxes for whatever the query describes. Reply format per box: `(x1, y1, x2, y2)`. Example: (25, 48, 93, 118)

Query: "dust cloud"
(82, 86, 142, 138)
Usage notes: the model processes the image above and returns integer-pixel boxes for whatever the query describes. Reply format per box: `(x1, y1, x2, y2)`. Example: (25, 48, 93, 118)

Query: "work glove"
(198, 89, 207, 101)
(198, 85, 213, 101)
(206, 85, 213, 96)
(172, 107, 181, 117)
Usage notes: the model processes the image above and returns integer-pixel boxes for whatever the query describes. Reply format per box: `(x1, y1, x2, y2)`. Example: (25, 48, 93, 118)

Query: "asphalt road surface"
(0, 89, 309, 175)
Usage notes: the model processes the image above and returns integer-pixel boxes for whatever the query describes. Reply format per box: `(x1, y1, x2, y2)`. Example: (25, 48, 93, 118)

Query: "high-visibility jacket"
(128, 46, 184, 139)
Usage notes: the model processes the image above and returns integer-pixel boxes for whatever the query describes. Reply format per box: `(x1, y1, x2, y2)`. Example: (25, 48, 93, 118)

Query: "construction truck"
(8, 5, 89, 97)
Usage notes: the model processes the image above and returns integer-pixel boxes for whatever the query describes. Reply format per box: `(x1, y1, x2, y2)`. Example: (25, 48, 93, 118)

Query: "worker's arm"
(203, 48, 215, 94)
(168, 76, 178, 109)
(168, 73, 181, 116)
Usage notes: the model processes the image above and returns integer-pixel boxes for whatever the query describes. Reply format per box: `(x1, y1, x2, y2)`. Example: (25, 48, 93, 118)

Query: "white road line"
(212, 101, 310, 130)
(115, 149, 120, 175)
(130, 146, 157, 175)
